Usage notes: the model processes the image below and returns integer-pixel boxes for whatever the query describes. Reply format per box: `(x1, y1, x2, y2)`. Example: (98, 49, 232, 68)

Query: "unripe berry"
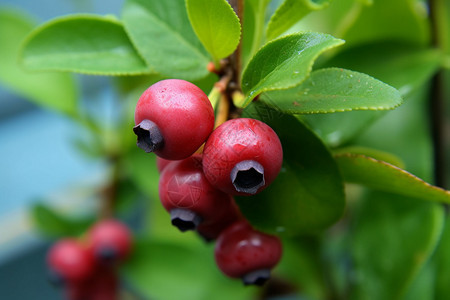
(47, 239, 95, 283)
(158, 155, 233, 232)
(87, 220, 133, 263)
(134, 79, 214, 160)
(214, 220, 282, 286)
(203, 118, 283, 195)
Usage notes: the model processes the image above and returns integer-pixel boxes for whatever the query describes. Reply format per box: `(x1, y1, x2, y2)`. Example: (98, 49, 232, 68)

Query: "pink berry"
(47, 239, 95, 283)
(203, 118, 283, 195)
(87, 220, 132, 263)
(158, 155, 233, 232)
(134, 79, 214, 160)
(214, 220, 282, 286)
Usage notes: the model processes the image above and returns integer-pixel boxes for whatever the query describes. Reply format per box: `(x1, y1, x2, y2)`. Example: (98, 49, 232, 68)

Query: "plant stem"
(428, 0, 448, 189)
(229, 0, 244, 88)
(100, 156, 120, 219)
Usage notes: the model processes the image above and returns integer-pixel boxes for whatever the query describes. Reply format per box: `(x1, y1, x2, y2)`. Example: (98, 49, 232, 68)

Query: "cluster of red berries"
(46, 220, 132, 300)
(134, 79, 283, 285)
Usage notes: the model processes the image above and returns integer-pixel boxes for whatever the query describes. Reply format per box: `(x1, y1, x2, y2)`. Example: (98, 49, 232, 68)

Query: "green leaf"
(299, 110, 383, 147)
(30, 203, 93, 238)
(237, 102, 345, 235)
(322, 42, 442, 97)
(0, 8, 77, 114)
(434, 216, 450, 299)
(20, 14, 150, 75)
(341, 0, 430, 47)
(266, 0, 331, 41)
(122, 0, 209, 80)
(123, 238, 256, 300)
(186, 0, 241, 62)
(262, 68, 402, 114)
(334, 153, 450, 203)
(242, 0, 271, 67)
(332, 146, 405, 169)
(241, 32, 344, 106)
(350, 191, 444, 300)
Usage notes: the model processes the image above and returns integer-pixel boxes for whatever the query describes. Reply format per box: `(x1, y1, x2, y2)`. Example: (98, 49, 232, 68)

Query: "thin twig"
(428, 0, 447, 189)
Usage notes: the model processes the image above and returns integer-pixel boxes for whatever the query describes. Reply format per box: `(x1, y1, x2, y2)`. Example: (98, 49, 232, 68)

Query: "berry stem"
(208, 86, 222, 110)
(100, 156, 120, 219)
(229, 0, 244, 88)
(215, 93, 230, 129)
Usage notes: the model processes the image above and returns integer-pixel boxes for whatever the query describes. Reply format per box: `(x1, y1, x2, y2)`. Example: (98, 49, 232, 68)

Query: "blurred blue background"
(0, 0, 122, 298)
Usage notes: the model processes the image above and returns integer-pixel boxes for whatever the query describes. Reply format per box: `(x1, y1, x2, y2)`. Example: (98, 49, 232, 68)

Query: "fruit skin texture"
(47, 239, 95, 282)
(87, 219, 133, 262)
(134, 79, 214, 160)
(202, 118, 283, 195)
(214, 220, 282, 279)
(158, 155, 233, 230)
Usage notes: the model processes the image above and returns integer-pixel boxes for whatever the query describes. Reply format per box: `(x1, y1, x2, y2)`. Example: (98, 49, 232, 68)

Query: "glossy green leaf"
(237, 103, 345, 235)
(333, 146, 405, 169)
(241, 32, 344, 106)
(351, 191, 444, 300)
(266, 0, 331, 41)
(334, 153, 450, 203)
(0, 9, 77, 114)
(122, 0, 209, 80)
(262, 68, 402, 114)
(123, 239, 256, 300)
(322, 42, 442, 97)
(30, 203, 92, 238)
(20, 14, 150, 75)
(186, 0, 241, 61)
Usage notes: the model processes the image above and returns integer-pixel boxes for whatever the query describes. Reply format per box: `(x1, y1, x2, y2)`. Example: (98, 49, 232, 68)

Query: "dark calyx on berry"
(230, 160, 265, 194)
(133, 119, 164, 153)
(242, 268, 271, 286)
(170, 208, 202, 232)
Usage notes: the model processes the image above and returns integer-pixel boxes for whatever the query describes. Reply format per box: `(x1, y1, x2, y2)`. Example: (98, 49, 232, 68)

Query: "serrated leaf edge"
(334, 153, 450, 203)
(260, 67, 403, 114)
(242, 32, 345, 107)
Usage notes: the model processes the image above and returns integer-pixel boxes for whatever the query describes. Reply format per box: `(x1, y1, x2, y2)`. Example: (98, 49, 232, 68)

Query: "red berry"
(214, 220, 282, 286)
(87, 220, 132, 263)
(196, 197, 243, 241)
(202, 118, 283, 195)
(47, 239, 95, 283)
(134, 79, 214, 160)
(158, 155, 233, 232)
(67, 268, 118, 300)
(156, 157, 175, 173)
